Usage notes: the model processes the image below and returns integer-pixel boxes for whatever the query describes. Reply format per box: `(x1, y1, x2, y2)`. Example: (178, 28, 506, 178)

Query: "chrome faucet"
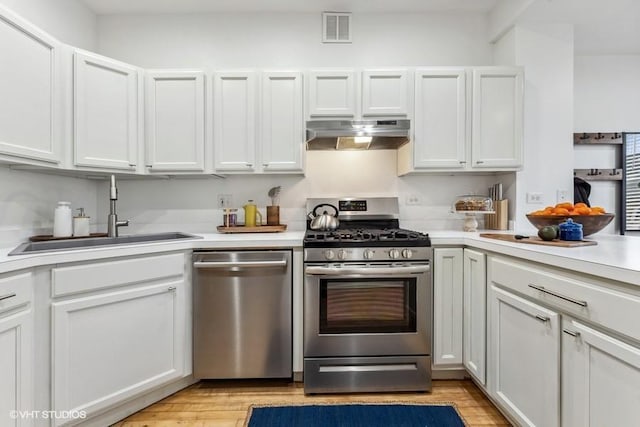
(107, 175, 129, 237)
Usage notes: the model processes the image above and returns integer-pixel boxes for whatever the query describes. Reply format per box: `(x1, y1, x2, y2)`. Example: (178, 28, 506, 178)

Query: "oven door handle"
(304, 265, 430, 276)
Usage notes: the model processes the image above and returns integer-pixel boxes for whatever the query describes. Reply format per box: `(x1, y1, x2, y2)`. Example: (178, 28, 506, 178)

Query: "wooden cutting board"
(217, 225, 287, 233)
(479, 233, 597, 247)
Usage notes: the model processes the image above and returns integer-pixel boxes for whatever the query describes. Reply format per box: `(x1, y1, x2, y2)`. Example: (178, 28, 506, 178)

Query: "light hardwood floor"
(114, 379, 510, 426)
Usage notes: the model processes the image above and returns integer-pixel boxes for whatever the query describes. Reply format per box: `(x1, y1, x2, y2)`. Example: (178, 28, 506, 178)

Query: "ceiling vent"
(322, 12, 351, 43)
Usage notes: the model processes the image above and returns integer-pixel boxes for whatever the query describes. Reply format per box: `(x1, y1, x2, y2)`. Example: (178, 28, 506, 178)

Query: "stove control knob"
(389, 249, 400, 259)
(337, 249, 347, 260)
(402, 249, 413, 259)
(363, 249, 375, 260)
(324, 250, 335, 260)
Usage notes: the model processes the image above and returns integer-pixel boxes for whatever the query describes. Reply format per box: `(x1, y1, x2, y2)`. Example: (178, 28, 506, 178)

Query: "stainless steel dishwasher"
(193, 250, 292, 379)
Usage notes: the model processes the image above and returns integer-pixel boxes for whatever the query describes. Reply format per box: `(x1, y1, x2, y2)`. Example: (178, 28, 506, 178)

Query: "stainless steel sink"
(8, 232, 202, 255)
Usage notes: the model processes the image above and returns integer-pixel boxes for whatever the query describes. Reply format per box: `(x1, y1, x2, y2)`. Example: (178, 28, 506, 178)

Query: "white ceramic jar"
(53, 201, 73, 237)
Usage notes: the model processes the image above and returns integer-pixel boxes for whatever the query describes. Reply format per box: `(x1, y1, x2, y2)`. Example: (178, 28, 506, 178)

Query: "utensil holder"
(267, 206, 280, 226)
(485, 199, 508, 230)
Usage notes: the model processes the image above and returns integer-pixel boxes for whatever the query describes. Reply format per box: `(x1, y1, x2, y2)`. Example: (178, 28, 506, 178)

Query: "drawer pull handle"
(563, 329, 581, 338)
(168, 286, 176, 292)
(0, 293, 17, 302)
(528, 284, 588, 307)
(535, 315, 550, 323)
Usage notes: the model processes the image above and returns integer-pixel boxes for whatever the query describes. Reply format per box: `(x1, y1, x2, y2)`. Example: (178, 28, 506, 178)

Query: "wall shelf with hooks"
(574, 132, 623, 145)
(573, 168, 623, 181)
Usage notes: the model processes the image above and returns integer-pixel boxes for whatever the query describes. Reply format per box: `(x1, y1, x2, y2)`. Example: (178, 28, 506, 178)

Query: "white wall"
(0, 0, 97, 50)
(494, 23, 575, 233)
(0, 167, 99, 243)
(96, 12, 493, 68)
(574, 55, 640, 132)
(573, 54, 640, 234)
(96, 151, 504, 234)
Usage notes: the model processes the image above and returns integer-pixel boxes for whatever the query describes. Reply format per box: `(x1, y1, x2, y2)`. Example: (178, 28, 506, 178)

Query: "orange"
(591, 206, 606, 213)
(555, 202, 574, 210)
(574, 202, 588, 209)
(575, 206, 592, 215)
(552, 207, 570, 215)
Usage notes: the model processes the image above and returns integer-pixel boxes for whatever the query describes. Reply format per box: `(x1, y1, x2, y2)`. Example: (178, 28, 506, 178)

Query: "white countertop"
(429, 231, 640, 286)
(0, 230, 638, 286)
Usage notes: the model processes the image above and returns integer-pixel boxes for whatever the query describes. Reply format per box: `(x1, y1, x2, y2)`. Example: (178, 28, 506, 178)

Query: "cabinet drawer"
(52, 252, 185, 297)
(489, 256, 640, 342)
(0, 271, 33, 314)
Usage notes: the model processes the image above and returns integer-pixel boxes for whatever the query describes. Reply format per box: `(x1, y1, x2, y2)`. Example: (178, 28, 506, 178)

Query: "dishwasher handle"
(194, 259, 287, 269)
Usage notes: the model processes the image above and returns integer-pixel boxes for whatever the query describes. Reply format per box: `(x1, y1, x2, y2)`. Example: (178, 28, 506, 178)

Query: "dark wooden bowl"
(526, 214, 615, 236)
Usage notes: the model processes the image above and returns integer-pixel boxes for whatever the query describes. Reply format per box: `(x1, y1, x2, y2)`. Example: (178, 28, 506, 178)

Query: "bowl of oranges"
(527, 203, 614, 236)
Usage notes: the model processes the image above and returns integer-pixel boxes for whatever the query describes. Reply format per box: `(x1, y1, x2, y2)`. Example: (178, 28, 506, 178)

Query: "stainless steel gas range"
(303, 197, 433, 394)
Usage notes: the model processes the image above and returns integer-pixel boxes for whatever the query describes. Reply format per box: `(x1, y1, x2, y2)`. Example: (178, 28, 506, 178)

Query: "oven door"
(304, 262, 431, 358)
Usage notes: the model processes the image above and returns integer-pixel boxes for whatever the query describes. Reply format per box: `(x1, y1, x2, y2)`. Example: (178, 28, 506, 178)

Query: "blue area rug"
(247, 403, 466, 427)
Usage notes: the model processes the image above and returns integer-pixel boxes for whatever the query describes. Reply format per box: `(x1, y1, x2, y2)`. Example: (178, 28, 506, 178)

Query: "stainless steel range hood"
(305, 120, 410, 150)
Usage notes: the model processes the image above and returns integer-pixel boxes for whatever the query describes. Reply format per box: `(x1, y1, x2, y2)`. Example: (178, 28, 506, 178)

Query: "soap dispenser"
(73, 208, 90, 237)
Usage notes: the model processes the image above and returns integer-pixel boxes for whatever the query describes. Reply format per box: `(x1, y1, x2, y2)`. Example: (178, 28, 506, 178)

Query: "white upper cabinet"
(213, 71, 257, 171)
(413, 68, 466, 169)
(74, 50, 139, 171)
(261, 71, 304, 172)
(307, 70, 356, 117)
(471, 67, 523, 168)
(0, 6, 62, 164)
(400, 66, 523, 175)
(307, 69, 409, 119)
(362, 69, 409, 116)
(213, 71, 304, 173)
(145, 70, 205, 172)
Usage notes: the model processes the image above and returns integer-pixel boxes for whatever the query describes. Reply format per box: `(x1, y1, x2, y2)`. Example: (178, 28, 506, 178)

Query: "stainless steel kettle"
(308, 203, 339, 231)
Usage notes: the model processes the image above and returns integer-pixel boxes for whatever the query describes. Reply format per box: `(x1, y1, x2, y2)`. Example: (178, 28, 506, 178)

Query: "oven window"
(319, 278, 417, 334)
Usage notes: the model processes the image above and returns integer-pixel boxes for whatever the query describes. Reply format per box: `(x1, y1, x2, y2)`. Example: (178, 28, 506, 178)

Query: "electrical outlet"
(526, 192, 543, 204)
(556, 189, 570, 203)
(217, 194, 232, 208)
(406, 195, 422, 206)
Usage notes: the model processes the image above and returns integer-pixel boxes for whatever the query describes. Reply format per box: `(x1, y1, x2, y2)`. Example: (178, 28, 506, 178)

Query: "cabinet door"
(0, 310, 33, 427)
(362, 69, 408, 116)
(433, 248, 463, 367)
(52, 282, 185, 424)
(463, 248, 486, 385)
(471, 67, 523, 168)
(74, 50, 138, 170)
(145, 70, 205, 172)
(413, 68, 466, 169)
(489, 285, 560, 427)
(0, 6, 61, 164)
(562, 318, 640, 427)
(261, 71, 303, 172)
(213, 71, 256, 171)
(0, 271, 33, 427)
(307, 70, 356, 117)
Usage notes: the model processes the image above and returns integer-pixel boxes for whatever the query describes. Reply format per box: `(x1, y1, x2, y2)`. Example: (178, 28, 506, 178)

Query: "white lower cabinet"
(51, 253, 188, 425)
(489, 284, 560, 427)
(0, 272, 34, 427)
(462, 248, 486, 385)
(562, 318, 640, 426)
(432, 248, 463, 367)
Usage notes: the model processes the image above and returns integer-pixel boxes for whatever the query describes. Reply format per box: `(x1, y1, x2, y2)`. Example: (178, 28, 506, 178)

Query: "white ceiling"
(80, 0, 640, 54)
(80, 0, 498, 15)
